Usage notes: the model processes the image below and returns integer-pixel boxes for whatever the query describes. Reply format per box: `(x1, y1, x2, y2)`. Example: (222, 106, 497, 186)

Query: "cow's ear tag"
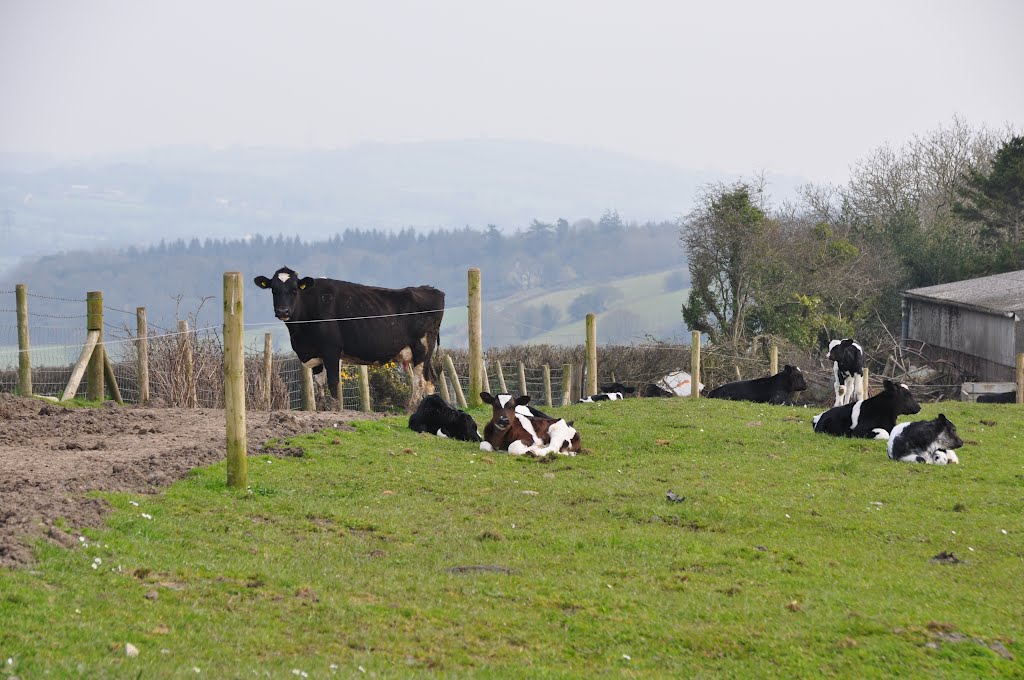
(299, 282, 307, 289)
(259, 280, 268, 288)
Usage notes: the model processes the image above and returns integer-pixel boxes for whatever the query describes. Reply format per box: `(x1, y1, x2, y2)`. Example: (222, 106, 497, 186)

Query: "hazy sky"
(2, 0, 1022, 183)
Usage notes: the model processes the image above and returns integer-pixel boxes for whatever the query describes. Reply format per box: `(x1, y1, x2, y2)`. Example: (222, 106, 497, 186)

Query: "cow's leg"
(850, 374, 865, 403)
(323, 352, 342, 401)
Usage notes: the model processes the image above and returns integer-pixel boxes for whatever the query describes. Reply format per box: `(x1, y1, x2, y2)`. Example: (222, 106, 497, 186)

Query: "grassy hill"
(441, 268, 690, 348)
(1, 398, 1020, 676)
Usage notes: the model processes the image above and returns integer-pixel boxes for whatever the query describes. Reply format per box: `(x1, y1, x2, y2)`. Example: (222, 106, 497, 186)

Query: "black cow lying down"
(706, 365, 808, 405)
(254, 266, 444, 407)
(812, 379, 920, 439)
(977, 390, 1016, 403)
(408, 394, 481, 442)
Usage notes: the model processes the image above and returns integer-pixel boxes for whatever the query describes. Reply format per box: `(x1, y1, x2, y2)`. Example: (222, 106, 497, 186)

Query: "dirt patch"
(0, 393, 383, 568)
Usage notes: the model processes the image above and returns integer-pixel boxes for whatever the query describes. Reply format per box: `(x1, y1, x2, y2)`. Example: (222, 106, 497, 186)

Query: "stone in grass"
(126, 643, 139, 658)
(666, 490, 685, 503)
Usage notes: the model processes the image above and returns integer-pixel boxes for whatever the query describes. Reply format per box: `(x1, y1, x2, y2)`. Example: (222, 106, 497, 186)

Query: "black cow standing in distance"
(706, 365, 808, 405)
(254, 266, 445, 407)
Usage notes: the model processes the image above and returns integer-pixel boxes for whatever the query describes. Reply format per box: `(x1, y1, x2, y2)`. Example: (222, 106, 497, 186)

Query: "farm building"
(902, 269, 1024, 382)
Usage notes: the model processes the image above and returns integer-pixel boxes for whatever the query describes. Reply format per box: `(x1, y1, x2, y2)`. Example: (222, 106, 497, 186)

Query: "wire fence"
(0, 287, 1000, 410)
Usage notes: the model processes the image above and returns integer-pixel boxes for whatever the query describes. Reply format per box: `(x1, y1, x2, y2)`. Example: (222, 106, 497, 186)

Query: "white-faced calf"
(887, 414, 963, 464)
(479, 392, 581, 456)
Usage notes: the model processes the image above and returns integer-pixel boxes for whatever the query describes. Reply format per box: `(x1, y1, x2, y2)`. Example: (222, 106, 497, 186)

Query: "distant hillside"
(0, 140, 807, 277)
(441, 269, 691, 347)
(2, 219, 689, 351)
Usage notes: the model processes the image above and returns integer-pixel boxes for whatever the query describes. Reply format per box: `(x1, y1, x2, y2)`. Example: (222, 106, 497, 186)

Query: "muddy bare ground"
(0, 392, 383, 568)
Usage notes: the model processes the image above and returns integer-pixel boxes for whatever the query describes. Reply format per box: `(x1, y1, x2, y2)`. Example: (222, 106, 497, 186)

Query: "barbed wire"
(0, 308, 88, 319)
(244, 306, 451, 329)
(0, 291, 89, 303)
(103, 305, 139, 316)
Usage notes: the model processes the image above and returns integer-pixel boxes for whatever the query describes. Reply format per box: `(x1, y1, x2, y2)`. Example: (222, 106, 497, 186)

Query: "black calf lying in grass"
(887, 413, 964, 465)
(408, 394, 481, 442)
(707, 365, 808, 405)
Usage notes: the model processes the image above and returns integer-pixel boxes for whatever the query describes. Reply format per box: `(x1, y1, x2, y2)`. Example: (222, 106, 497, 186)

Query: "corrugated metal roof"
(903, 269, 1024, 314)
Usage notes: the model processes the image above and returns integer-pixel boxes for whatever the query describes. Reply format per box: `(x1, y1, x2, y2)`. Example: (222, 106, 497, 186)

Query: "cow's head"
(883, 379, 921, 415)
(480, 392, 530, 431)
(933, 413, 964, 450)
(444, 411, 482, 442)
(827, 338, 863, 365)
(253, 266, 316, 321)
(782, 365, 808, 392)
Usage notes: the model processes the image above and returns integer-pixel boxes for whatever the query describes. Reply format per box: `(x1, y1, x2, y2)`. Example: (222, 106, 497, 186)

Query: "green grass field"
(2, 398, 1022, 678)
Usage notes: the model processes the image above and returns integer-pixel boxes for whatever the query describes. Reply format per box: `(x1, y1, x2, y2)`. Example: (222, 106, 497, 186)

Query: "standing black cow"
(828, 338, 865, 406)
(706, 365, 808, 405)
(254, 266, 444, 406)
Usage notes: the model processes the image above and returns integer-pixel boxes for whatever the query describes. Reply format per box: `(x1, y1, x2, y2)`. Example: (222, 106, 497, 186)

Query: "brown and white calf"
(479, 392, 581, 456)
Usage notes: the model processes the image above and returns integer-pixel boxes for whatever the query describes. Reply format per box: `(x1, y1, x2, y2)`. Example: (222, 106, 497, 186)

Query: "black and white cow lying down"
(828, 338, 864, 406)
(887, 414, 963, 465)
(600, 383, 636, 396)
(706, 365, 808, 405)
(812, 379, 920, 439)
(479, 392, 581, 456)
(578, 392, 626, 403)
(577, 383, 636, 402)
(408, 394, 481, 442)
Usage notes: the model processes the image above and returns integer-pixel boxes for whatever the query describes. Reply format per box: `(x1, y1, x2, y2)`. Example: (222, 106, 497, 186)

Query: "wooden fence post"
(62, 331, 100, 401)
(444, 354, 467, 408)
(178, 320, 197, 407)
(103, 353, 123, 404)
(262, 333, 273, 410)
(561, 363, 572, 406)
(863, 368, 870, 398)
(518, 361, 528, 397)
(481, 361, 491, 394)
(136, 307, 149, 405)
(495, 362, 508, 393)
(15, 284, 31, 397)
(1016, 353, 1023, 405)
(438, 368, 452, 403)
(769, 344, 778, 375)
(691, 331, 701, 399)
(300, 365, 316, 411)
(86, 291, 104, 401)
(223, 272, 247, 489)
(359, 365, 371, 412)
(585, 313, 597, 398)
(467, 268, 482, 407)
(543, 364, 552, 407)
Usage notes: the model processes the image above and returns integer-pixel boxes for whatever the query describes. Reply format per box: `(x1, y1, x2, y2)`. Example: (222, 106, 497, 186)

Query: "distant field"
(444, 268, 690, 347)
(1, 398, 1020, 677)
